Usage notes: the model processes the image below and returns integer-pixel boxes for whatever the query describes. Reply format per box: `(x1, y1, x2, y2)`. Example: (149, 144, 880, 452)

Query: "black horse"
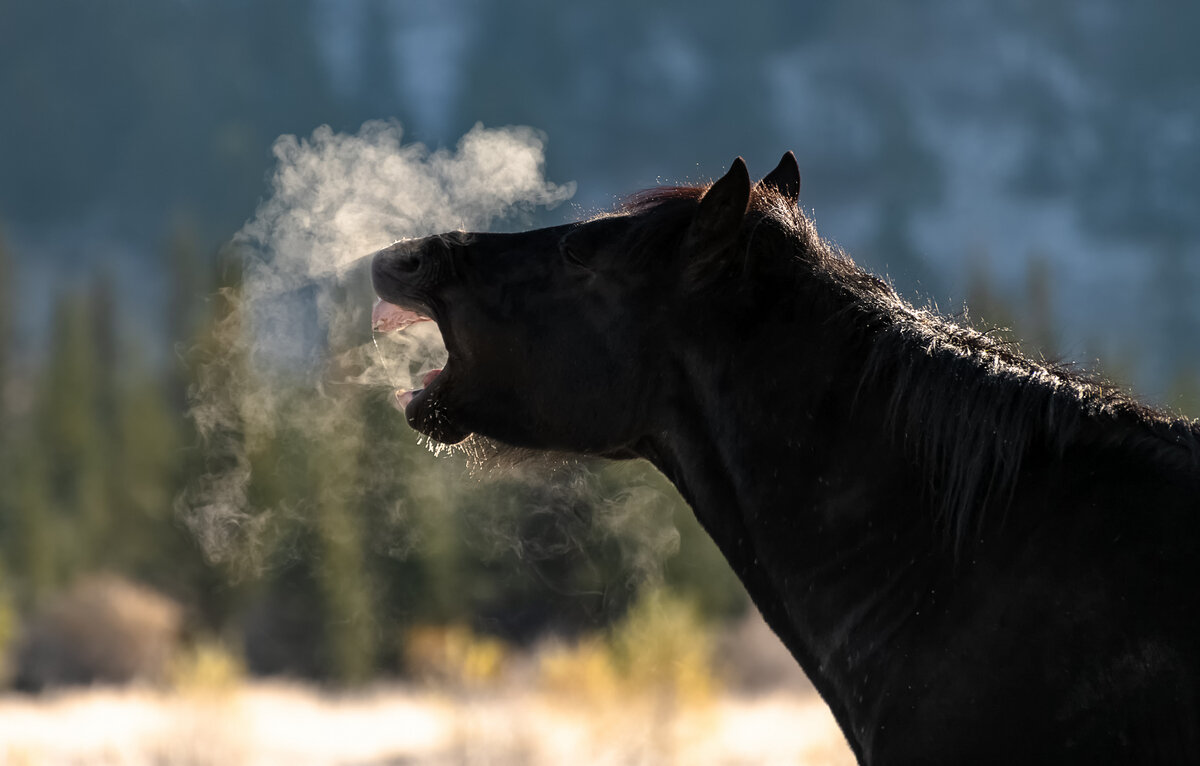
(372, 154, 1200, 764)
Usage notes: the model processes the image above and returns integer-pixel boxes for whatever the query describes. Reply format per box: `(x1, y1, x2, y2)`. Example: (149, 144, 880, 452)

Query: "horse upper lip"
(372, 246, 422, 303)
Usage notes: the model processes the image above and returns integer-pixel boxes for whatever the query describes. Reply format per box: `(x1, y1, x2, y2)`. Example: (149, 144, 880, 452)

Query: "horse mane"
(625, 181, 1200, 553)
(866, 306, 1200, 546)
(621, 185, 706, 212)
(789, 203, 1200, 553)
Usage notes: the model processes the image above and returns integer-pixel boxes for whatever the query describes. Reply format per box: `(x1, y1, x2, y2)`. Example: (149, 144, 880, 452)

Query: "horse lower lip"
(400, 386, 467, 444)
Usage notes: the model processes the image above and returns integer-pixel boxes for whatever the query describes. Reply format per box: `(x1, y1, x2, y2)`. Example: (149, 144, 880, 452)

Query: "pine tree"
(37, 291, 107, 575)
(0, 227, 17, 611)
(0, 225, 9, 419)
(309, 393, 377, 684)
(174, 254, 261, 628)
(165, 220, 206, 414)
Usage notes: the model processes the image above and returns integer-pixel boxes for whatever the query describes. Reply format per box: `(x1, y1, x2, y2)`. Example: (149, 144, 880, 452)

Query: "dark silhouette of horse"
(372, 153, 1200, 764)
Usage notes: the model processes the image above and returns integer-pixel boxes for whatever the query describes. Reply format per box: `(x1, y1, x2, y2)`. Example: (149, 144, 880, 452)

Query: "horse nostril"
(395, 251, 420, 273)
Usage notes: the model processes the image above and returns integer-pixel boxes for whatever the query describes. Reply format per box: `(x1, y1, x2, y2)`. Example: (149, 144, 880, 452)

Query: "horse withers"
(372, 153, 1200, 764)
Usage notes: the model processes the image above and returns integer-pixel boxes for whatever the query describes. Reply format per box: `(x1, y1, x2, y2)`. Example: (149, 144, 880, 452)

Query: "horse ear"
(759, 151, 800, 203)
(684, 157, 751, 286)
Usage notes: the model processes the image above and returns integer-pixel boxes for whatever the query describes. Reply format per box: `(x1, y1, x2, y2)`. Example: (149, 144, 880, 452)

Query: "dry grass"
(1, 595, 853, 764)
(0, 682, 852, 766)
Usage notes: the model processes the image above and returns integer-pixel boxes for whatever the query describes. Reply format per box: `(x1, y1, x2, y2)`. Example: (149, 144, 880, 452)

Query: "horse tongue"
(392, 370, 442, 412)
(372, 299, 430, 333)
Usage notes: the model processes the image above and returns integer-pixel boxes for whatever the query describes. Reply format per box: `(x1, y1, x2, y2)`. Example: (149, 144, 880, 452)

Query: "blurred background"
(1, 1, 1198, 763)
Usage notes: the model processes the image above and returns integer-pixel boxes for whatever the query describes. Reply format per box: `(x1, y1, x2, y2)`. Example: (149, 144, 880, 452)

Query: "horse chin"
(399, 368, 471, 445)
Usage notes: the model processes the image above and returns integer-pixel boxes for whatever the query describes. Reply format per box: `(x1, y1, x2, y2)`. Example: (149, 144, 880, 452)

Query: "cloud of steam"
(238, 120, 575, 284)
(180, 121, 574, 572)
(463, 461, 684, 593)
(238, 120, 576, 389)
(179, 120, 684, 598)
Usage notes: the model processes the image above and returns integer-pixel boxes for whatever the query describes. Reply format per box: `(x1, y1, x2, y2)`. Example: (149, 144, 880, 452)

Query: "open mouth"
(371, 299, 469, 445)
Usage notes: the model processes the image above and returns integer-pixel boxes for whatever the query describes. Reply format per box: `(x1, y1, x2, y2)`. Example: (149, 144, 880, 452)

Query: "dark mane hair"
(863, 303, 1200, 550)
(625, 181, 1200, 552)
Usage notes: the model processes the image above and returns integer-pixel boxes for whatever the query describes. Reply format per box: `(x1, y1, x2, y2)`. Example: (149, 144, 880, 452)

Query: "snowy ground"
(0, 682, 852, 766)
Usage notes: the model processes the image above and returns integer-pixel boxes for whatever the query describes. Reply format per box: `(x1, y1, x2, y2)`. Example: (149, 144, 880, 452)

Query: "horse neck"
(643, 291, 946, 750)
(642, 267, 1200, 757)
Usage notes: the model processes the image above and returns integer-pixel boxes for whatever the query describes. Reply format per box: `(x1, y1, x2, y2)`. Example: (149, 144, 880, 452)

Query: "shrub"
(12, 574, 181, 690)
(402, 624, 509, 688)
(537, 588, 718, 706)
(168, 638, 246, 695)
